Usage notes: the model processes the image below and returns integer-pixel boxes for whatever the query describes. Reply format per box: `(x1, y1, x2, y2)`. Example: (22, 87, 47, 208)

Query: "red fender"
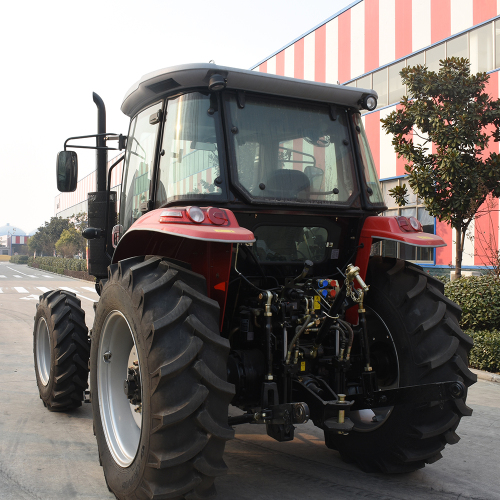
(347, 216, 446, 325)
(354, 216, 446, 280)
(113, 207, 255, 329)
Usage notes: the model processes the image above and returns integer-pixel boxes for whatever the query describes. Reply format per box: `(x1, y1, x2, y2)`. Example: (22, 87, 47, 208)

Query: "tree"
(28, 217, 72, 256)
(382, 57, 500, 278)
(55, 228, 85, 257)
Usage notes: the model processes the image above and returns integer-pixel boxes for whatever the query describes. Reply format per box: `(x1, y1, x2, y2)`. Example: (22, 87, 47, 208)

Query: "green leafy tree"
(28, 217, 72, 256)
(55, 227, 85, 257)
(382, 57, 500, 278)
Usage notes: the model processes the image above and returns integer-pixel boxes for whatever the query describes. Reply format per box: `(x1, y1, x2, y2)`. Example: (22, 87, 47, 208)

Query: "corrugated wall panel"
(338, 10, 351, 82)
(379, 0, 396, 67)
(451, 0, 474, 35)
(412, 0, 431, 52)
(294, 38, 305, 79)
(315, 25, 326, 82)
(267, 56, 277, 75)
(473, 0, 497, 24)
(284, 45, 295, 78)
(395, 0, 412, 59)
(276, 50, 285, 76)
(431, 0, 451, 44)
(304, 32, 316, 81)
(365, 0, 379, 71)
(325, 17, 339, 84)
(350, 1, 365, 78)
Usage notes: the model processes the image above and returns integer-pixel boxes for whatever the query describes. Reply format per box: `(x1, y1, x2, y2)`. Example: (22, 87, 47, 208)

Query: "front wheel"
(34, 290, 89, 411)
(324, 257, 476, 473)
(90, 256, 235, 500)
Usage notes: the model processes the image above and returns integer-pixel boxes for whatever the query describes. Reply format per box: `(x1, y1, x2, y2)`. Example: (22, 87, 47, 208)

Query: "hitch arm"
(349, 380, 467, 411)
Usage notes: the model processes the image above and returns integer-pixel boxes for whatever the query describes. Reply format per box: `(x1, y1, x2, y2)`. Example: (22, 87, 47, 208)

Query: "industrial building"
(253, 0, 500, 273)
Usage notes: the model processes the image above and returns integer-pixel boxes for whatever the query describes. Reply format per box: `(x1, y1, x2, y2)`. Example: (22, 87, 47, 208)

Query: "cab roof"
(121, 63, 376, 118)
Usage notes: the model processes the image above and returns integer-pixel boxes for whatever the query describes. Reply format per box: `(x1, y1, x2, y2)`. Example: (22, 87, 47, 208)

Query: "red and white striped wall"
(255, 0, 500, 83)
(10, 236, 29, 245)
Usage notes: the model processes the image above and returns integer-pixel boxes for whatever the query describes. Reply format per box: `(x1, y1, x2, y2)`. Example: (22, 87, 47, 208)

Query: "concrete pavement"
(1, 263, 499, 499)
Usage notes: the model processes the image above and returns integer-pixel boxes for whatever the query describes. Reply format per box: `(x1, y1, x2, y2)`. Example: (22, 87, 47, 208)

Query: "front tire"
(34, 290, 89, 411)
(90, 256, 234, 500)
(324, 257, 476, 473)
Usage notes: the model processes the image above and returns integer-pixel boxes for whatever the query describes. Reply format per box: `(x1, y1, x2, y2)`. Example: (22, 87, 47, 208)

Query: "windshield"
(226, 94, 359, 206)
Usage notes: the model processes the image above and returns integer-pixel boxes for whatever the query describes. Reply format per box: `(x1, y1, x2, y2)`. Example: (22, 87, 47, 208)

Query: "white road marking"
(36, 287, 51, 293)
(0, 275, 5, 278)
(41, 275, 53, 279)
(13, 275, 22, 278)
(7, 267, 36, 277)
(60, 286, 97, 302)
(0, 288, 3, 293)
(14, 287, 29, 293)
(20, 294, 40, 301)
(81, 286, 97, 293)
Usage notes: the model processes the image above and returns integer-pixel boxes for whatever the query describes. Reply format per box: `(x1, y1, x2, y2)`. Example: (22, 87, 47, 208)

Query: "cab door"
(120, 102, 163, 232)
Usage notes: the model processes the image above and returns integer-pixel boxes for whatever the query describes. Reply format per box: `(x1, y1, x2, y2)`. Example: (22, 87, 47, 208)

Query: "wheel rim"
(98, 310, 142, 467)
(35, 317, 51, 386)
(348, 306, 400, 432)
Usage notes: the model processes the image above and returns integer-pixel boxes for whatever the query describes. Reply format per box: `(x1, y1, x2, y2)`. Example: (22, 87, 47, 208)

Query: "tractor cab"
(118, 64, 384, 238)
(113, 64, 387, 285)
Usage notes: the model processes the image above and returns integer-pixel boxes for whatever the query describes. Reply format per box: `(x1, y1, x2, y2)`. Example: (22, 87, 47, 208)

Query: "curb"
(470, 368, 500, 384)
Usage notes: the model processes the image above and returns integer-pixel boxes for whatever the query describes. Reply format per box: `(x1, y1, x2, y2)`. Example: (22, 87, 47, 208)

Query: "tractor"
(33, 63, 475, 500)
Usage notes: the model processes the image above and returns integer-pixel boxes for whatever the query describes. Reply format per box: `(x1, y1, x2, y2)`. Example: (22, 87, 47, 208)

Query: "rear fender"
(346, 216, 445, 325)
(354, 216, 445, 280)
(113, 207, 255, 329)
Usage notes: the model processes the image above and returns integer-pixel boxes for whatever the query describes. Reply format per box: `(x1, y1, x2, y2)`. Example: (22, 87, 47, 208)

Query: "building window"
(373, 178, 434, 263)
(470, 23, 493, 73)
(388, 61, 405, 104)
(426, 43, 446, 73)
(372, 68, 388, 108)
(447, 33, 468, 60)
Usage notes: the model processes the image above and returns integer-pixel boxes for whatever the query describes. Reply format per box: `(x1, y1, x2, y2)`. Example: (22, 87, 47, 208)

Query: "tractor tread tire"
(34, 290, 89, 411)
(324, 257, 475, 473)
(91, 256, 234, 500)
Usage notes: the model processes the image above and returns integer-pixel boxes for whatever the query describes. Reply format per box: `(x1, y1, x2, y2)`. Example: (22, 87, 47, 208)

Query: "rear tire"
(34, 290, 89, 411)
(324, 257, 476, 473)
(90, 256, 234, 500)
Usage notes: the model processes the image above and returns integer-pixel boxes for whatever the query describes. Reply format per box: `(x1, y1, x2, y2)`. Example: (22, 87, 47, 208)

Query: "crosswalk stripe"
(81, 286, 98, 293)
(14, 287, 29, 293)
(36, 287, 51, 293)
(14, 275, 22, 278)
(0, 275, 5, 278)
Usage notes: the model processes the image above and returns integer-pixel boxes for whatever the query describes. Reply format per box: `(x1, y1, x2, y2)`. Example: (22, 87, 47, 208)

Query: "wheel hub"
(124, 363, 141, 406)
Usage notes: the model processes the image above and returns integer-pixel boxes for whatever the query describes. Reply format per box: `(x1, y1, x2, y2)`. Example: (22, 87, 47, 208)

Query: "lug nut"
(103, 351, 112, 362)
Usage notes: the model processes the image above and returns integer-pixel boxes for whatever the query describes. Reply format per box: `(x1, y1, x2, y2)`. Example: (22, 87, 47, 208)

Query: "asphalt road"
(1, 263, 499, 500)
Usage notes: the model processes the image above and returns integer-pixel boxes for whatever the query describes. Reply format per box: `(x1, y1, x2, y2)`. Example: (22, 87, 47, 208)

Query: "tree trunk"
(454, 226, 463, 280)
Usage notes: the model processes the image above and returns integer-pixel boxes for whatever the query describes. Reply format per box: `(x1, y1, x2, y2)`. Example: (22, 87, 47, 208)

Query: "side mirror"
(56, 151, 78, 192)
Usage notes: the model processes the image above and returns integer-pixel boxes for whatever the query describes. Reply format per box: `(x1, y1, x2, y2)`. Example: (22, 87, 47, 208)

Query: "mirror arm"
(63, 133, 126, 151)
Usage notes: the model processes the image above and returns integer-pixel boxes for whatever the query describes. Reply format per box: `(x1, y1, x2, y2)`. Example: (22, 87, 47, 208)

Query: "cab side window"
(120, 102, 162, 231)
(156, 93, 223, 206)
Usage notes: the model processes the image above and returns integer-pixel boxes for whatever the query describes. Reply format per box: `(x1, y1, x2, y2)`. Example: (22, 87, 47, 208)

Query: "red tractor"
(34, 64, 475, 500)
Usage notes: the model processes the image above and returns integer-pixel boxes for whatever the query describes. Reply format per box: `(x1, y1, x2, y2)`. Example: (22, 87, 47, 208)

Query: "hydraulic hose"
(286, 315, 312, 364)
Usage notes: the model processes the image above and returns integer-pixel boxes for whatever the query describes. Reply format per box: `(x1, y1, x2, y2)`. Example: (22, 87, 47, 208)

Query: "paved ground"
(1, 263, 499, 500)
